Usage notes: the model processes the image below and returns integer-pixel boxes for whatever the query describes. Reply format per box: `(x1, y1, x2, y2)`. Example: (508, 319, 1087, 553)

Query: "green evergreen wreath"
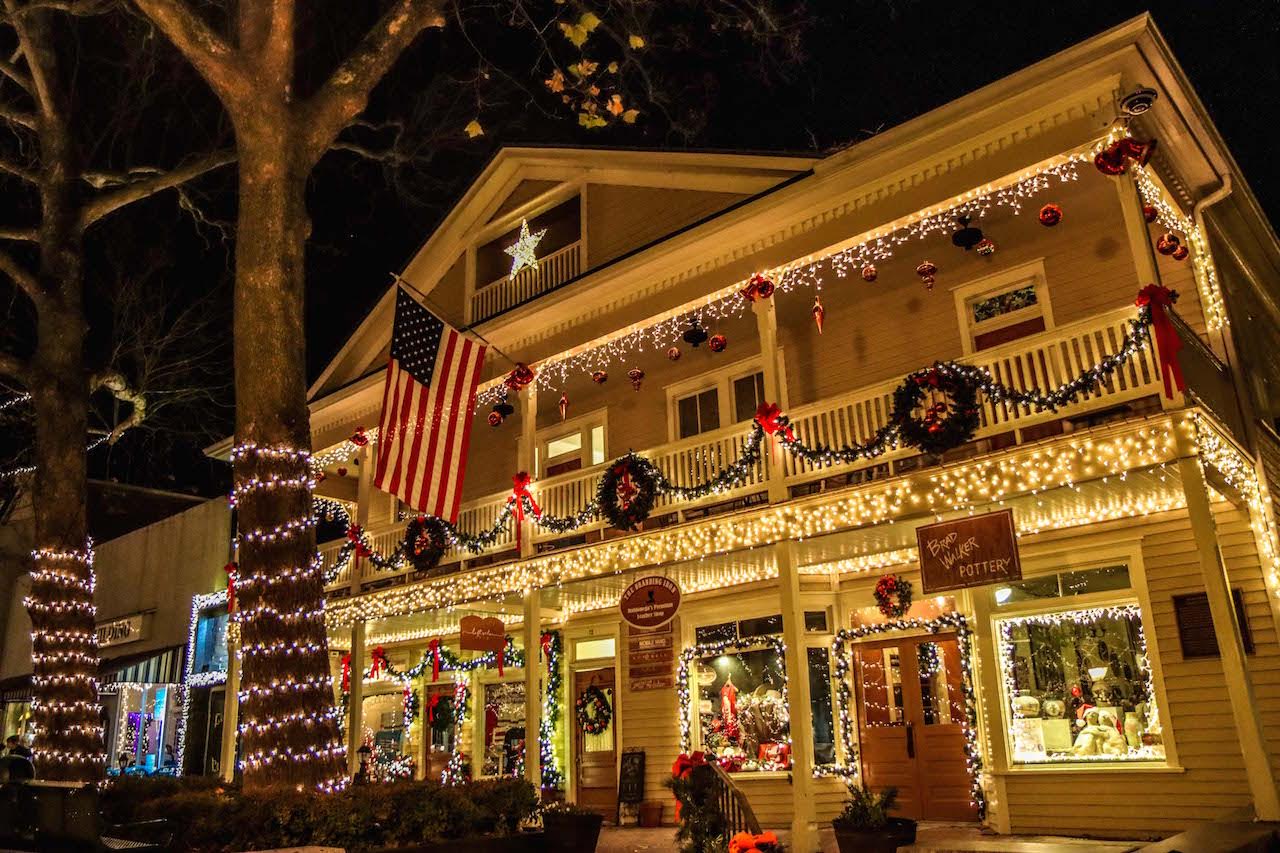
(402, 515, 448, 573)
(597, 453, 659, 531)
(874, 574, 913, 619)
(575, 684, 612, 735)
(892, 364, 982, 456)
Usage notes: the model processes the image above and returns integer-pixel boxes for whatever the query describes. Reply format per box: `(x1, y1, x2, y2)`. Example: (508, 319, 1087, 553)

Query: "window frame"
(664, 352, 782, 443)
(535, 407, 608, 478)
(951, 258, 1054, 355)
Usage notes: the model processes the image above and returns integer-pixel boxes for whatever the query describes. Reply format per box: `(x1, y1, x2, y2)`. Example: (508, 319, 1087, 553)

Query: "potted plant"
(830, 785, 916, 853)
(540, 800, 604, 853)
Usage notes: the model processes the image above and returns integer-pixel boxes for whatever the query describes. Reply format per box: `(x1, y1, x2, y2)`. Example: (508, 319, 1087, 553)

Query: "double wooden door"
(573, 668, 617, 822)
(854, 633, 977, 821)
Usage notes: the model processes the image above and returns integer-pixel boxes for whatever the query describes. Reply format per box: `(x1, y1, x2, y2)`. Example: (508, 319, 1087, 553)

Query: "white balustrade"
(471, 241, 582, 323)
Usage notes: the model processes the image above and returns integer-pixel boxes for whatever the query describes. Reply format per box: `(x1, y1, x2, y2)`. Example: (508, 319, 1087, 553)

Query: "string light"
(676, 634, 789, 764)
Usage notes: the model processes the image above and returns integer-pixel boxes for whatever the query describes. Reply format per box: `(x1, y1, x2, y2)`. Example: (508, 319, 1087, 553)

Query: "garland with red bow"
(1135, 284, 1185, 398)
(508, 471, 542, 550)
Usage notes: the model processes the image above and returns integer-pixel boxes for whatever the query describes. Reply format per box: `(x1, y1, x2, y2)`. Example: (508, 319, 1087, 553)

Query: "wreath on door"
(575, 684, 612, 735)
(874, 573, 913, 619)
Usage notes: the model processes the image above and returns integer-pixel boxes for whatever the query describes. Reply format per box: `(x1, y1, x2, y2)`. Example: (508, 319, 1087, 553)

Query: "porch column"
(523, 590, 543, 790)
(519, 385, 539, 559)
(776, 542, 818, 850)
(1175, 426, 1280, 819)
(352, 443, 374, 593)
(752, 298, 788, 503)
(345, 621, 367, 777)
(218, 629, 240, 782)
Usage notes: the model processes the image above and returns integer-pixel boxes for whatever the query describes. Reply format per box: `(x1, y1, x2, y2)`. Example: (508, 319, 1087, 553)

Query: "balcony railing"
(322, 305, 1168, 590)
(470, 240, 582, 324)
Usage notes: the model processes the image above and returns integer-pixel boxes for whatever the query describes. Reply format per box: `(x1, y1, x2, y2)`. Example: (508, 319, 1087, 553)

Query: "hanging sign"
(619, 576, 681, 630)
(459, 615, 506, 652)
(916, 508, 1022, 593)
(96, 613, 146, 649)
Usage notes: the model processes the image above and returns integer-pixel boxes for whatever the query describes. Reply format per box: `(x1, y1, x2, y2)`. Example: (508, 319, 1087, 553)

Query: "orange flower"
(758, 831, 779, 845)
(728, 832, 756, 853)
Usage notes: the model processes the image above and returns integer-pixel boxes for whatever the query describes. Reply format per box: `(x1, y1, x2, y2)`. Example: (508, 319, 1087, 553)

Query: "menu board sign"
(627, 618, 675, 692)
(917, 508, 1022, 593)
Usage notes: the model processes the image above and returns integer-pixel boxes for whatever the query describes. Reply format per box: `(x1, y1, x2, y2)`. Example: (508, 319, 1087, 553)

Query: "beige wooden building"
(218, 15, 1280, 846)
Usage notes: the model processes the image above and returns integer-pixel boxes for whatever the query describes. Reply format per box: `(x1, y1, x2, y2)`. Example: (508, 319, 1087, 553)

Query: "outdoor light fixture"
(1120, 85, 1159, 117)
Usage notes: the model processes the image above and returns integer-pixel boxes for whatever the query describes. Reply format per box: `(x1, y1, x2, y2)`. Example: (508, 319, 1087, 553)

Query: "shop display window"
(191, 604, 229, 676)
(109, 684, 181, 775)
(481, 681, 526, 778)
(998, 603, 1165, 765)
(693, 645, 790, 772)
(807, 648, 835, 764)
(359, 690, 416, 782)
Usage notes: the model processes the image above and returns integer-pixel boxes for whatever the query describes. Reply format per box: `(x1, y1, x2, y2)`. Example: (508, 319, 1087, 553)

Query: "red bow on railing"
(427, 693, 442, 724)
(540, 632, 553, 672)
(369, 646, 388, 678)
(428, 638, 441, 682)
(346, 524, 373, 559)
(1136, 283, 1185, 399)
(341, 653, 351, 693)
(671, 751, 707, 779)
(223, 561, 238, 613)
(508, 471, 542, 550)
(753, 402, 794, 443)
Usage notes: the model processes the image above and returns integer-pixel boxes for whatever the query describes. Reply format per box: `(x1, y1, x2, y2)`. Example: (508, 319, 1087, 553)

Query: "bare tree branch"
(79, 148, 235, 227)
(128, 0, 242, 100)
(0, 227, 37, 242)
(90, 369, 146, 443)
(0, 155, 36, 183)
(0, 102, 37, 130)
(299, 0, 445, 164)
(0, 57, 32, 92)
(0, 351, 30, 384)
(0, 245, 41, 302)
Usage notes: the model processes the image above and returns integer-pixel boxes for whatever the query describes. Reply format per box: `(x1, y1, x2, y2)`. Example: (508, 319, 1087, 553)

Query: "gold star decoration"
(504, 219, 548, 280)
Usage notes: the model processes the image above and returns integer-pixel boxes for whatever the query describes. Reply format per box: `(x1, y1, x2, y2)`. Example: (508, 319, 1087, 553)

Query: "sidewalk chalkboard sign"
(619, 749, 645, 803)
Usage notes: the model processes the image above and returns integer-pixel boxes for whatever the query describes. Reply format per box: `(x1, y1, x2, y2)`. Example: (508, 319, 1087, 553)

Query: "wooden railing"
(470, 240, 582, 324)
(320, 305, 1170, 588)
(710, 763, 762, 836)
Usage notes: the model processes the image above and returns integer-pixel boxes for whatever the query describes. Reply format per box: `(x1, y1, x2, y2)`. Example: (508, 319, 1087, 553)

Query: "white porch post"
(523, 590, 543, 790)
(218, 630, 240, 782)
(752, 298, 788, 504)
(1175, 425, 1280, 819)
(519, 385, 539, 559)
(777, 541, 818, 850)
(352, 443, 374, 593)
(345, 621, 367, 777)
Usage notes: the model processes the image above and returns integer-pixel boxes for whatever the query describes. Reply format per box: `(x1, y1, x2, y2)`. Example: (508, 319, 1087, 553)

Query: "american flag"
(373, 286, 487, 521)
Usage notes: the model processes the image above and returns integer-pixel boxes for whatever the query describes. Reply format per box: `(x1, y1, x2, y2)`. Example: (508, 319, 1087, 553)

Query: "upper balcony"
(319, 301, 1240, 594)
(471, 239, 582, 325)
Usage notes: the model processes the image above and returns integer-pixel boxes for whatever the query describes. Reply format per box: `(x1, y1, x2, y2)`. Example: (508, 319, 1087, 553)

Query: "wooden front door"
(421, 684, 456, 782)
(573, 668, 617, 821)
(854, 633, 977, 821)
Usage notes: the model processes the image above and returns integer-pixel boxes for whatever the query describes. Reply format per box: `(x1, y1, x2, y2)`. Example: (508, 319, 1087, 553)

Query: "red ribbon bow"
(346, 524, 373, 558)
(1136, 284, 1185, 399)
(223, 561, 237, 613)
(427, 693, 442, 724)
(350, 426, 369, 447)
(369, 646, 388, 678)
(428, 638, 441, 682)
(341, 653, 351, 693)
(540, 632, 553, 672)
(753, 402, 794, 443)
(671, 751, 707, 779)
(508, 471, 542, 550)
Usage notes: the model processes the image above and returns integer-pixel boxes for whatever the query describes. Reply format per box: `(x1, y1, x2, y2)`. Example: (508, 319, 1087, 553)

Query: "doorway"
(573, 667, 617, 821)
(853, 633, 977, 821)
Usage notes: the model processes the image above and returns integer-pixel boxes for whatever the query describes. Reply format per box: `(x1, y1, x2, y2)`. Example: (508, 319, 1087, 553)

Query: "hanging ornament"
(975, 237, 997, 257)
(503, 219, 547, 279)
(666, 346, 682, 362)
(489, 397, 514, 427)
(503, 362, 536, 392)
(1155, 232, 1180, 256)
(1038, 203, 1063, 226)
(627, 367, 645, 391)
(708, 334, 728, 353)
(915, 261, 938, 291)
(1142, 204, 1158, 223)
(350, 426, 369, 447)
(950, 215, 984, 251)
(860, 263, 878, 282)
(682, 318, 709, 348)
(558, 393, 569, 421)
(811, 295, 825, 334)
(740, 273, 776, 302)
(1093, 136, 1156, 176)
(336, 466, 348, 478)
(487, 412, 503, 428)
(1171, 244, 1189, 261)
(591, 369, 608, 384)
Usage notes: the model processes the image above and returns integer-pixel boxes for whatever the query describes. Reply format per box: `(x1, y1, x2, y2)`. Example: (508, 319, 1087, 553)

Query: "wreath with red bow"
(575, 684, 612, 735)
(597, 453, 659, 531)
(891, 365, 981, 456)
(874, 573, 913, 619)
(401, 515, 448, 574)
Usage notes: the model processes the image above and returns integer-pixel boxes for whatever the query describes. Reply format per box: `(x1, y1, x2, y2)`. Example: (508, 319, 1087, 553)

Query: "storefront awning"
(0, 674, 31, 704)
(101, 645, 184, 686)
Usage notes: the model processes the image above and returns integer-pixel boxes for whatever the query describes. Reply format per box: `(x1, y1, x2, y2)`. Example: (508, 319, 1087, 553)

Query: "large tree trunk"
(231, 122, 344, 791)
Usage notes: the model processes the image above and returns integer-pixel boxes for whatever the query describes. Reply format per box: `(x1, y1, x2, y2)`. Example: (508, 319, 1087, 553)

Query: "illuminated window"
(575, 637, 616, 660)
(953, 259, 1053, 353)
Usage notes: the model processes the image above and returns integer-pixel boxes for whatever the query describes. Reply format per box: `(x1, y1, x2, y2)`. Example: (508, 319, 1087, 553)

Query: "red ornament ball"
(860, 263, 878, 282)
(591, 370, 608, 384)
(666, 346, 681, 361)
(975, 237, 996, 257)
(1171, 244, 1189, 261)
(487, 411, 503, 427)
(350, 426, 369, 447)
(1038, 203, 1063, 227)
(1156, 232, 1180, 256)
(708, 334, 728, 353)
(336, 466, 348, 478)
(627, 367, 645, 391)
(1142, 204, 1158, 223)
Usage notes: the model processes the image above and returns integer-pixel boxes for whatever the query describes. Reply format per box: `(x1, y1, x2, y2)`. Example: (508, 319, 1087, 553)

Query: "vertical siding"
(1002, 505, 1280, 837)
(586, 185, 747, 269)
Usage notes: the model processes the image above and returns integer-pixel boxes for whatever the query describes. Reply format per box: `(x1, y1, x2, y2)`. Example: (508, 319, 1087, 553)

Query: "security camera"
(1120, 86, 1159, 117)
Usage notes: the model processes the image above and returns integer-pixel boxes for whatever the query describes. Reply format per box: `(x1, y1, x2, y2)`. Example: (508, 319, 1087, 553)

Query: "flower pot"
(638, 801, 664, 827)
(832, 817, 917, 853)
(542, 813, 603, 853)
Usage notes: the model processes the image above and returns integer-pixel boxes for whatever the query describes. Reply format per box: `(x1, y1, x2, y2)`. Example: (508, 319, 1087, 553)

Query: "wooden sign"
(96, 613, 146, 649)
(628, 675, 673, 691)
(619, 576, 681, 629)
(916, 508, 1022, 593)
(459, 615, 506, 652)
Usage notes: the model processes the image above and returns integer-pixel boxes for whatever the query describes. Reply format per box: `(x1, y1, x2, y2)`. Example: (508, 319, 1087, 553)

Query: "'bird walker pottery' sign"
(916, 508, 1022, 593)
(619, 575, 681, 630)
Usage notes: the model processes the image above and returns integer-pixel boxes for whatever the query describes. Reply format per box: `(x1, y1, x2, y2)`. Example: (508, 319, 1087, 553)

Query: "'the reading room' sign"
(619, 576, 681, 630)
(916, 508, 1022, 594)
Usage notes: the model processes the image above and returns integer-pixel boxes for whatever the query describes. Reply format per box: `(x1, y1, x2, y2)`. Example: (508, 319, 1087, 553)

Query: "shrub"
(98, 775, 539, 851)
(832, 784, 898, 831)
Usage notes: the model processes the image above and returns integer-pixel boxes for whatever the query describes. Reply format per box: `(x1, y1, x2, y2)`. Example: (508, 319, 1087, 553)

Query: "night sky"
(4, 1, 1275, 498)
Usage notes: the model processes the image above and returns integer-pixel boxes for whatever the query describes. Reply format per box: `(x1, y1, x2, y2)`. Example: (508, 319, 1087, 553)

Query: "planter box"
(832, 817, 917, 853)
(543, 813, 603, 853)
